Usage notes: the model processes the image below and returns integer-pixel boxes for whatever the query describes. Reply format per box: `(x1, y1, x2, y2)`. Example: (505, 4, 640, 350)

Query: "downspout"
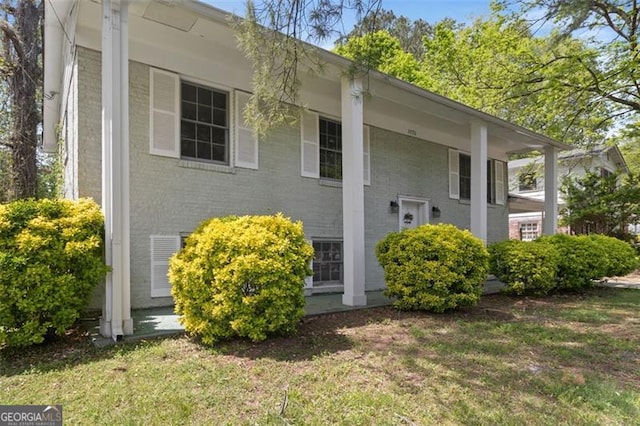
(100, 0, 114, 338)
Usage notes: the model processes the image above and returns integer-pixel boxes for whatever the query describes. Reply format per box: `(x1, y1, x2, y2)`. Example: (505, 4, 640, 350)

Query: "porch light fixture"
(389, 201, 399, 213)
(432, 206, 441, 218)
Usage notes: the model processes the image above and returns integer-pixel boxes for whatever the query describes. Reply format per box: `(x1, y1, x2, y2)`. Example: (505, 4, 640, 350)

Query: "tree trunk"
(1, 0, 42, 200)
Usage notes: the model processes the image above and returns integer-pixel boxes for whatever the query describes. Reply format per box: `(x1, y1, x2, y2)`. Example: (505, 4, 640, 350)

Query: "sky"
(205, 1, 495, 36)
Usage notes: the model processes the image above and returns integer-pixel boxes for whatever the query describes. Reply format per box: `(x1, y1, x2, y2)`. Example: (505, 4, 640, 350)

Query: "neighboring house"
(508, 145, 629, 240)
(43, 0, 569, 340)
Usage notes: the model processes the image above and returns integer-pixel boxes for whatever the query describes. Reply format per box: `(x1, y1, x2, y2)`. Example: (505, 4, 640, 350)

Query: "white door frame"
(398, 196, 430, 230)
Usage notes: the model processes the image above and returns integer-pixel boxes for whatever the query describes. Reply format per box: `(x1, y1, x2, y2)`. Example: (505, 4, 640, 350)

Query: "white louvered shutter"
(449, 149, 460, 199)
(495, 160, 505, 205)
(363, 125, 371, 186)
(149, 68, 180, 158)
(301, 112, 320, 178)
(234, 91, 258, 169)
(150, 235, 181, 298)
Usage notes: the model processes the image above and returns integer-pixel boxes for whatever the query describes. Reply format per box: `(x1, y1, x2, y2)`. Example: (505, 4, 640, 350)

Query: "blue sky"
(205, 1, 494, 31)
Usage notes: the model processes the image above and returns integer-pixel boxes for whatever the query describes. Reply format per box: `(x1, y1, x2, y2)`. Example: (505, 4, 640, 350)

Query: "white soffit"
(143, 0, 198, 31)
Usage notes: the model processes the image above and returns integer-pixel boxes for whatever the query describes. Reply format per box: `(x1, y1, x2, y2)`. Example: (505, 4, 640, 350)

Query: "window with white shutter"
(150, 235, 181, 298)
(149, 68, 180, 158)
(234, 90, 258, 169)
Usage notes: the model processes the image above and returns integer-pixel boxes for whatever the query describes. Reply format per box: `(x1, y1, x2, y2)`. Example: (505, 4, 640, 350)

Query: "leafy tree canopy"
(561, 170, 640, 238)
(502, 0, 639, 120)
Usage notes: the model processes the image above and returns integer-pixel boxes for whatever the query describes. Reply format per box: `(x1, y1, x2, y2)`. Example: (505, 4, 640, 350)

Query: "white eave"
(43, 0, 572, 155)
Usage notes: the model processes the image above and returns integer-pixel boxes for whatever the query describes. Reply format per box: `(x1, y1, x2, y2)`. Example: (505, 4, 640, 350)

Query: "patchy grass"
(1, 288, 639, 425)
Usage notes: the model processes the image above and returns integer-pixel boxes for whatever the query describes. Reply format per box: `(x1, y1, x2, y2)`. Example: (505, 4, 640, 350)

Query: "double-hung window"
(319, 118, 342, 180)
(300, 112, 370, 185)
(180, 81, 229, 164)
(149, 67, 258, 169)
(312, 240, 343, 285)
(449, 149, 505, 205)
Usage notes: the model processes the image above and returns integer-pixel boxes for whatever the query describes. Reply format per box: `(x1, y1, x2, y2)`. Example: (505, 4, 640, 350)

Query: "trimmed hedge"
(587, 234, 639, 277)
(536, 234, 608, 291)
(0, 198, 107, 348)
(376, 223, 489, 312)
(169, 214, 313, 344)
(489, 239, 559, 296)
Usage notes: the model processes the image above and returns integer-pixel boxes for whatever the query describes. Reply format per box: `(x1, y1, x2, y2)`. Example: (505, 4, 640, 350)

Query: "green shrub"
(537, 234, 607, 291)
(0, 198, 107, 348)
(489, 240, 559, 296)
(169, 214, 313, 344)
(376, 223, 489, 312)
(587, 234, 639, 277)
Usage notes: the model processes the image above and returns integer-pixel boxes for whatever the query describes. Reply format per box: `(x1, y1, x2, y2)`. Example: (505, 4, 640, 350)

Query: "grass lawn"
(2, 288, 639, 425)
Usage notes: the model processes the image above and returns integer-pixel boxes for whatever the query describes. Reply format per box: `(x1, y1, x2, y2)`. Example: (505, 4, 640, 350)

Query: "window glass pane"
(198, 87, 212, 106)
(212, 145, 226, 162)
(211, 127, 226, 144)
(198, 105, 212, 124)
(182, 101, 196, 120)
(196, 124, 210, 142)
(182, 83, 196, 102)
(181, 121, 195, 140)
(197, 142, 212, 160)
(213, 108, 226, 127)
(212, 91, 226, 109)
(181, 139, 196, 158)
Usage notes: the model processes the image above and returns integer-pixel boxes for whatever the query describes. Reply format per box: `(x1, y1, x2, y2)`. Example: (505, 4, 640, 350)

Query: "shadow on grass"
(210, 306, 420, 362)
(0, 330, 171, 377)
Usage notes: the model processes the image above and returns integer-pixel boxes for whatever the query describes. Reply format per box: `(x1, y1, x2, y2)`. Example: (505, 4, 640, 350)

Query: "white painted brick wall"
(74, 46, 509, 309)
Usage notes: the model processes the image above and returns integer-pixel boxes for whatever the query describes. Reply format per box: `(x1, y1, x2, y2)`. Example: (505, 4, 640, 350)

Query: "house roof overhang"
(508, 193, 546, 214)
(43, 0, 572, 155)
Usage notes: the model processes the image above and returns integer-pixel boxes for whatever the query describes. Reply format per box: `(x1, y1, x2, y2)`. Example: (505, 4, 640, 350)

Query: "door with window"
(398, 197, 429, 230)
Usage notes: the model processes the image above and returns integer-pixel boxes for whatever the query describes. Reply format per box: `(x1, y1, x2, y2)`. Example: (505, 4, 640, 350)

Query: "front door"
(399, 197, 429, 230)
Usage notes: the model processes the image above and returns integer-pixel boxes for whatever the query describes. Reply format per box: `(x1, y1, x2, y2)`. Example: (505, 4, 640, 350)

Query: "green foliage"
(0, 198, 107, 347)
(505, 0, 640, 118)
(169, 214, 313, 344)
(561, 170, 640, 237)
(376, 223, 489, 312)
(587, 234, 639, 278)
(489, 239, 559, 295)
(335, 31, 425, 84)
(536, 234, 607, 291)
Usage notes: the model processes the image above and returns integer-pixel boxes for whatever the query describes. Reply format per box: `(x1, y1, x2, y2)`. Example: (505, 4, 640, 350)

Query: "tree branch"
(0, 18, 24, 63)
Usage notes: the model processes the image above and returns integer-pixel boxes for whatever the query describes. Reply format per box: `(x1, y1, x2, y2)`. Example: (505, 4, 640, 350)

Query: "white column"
(341, 76, 367, 307)
(543, 146, 558, 235)
(470, 121, 488, 243)
(100, 0, 132, 340)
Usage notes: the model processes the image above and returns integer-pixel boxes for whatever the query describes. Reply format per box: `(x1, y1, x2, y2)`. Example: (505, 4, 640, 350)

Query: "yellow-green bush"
(169, 214, 313, 344)
(376, 223, 489, 312)
(536, 234, 607, 290)
(489, 240, 559, 296)
(0, 198, 107, 347)
(587, 234, 639, 277)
